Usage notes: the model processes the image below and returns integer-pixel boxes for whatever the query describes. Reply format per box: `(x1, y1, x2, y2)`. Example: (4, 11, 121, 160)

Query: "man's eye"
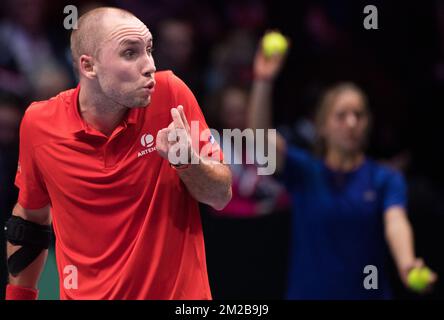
(146, 47, 154, 55)
(124, 50, 136, 58)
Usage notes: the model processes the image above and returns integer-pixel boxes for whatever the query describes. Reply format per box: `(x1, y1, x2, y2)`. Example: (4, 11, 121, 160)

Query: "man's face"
(322, 90, 369, 154)
(94, 16, 156, 108)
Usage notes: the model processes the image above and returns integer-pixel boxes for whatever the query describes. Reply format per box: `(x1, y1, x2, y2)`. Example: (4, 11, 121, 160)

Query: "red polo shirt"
(15, 71, 221, 300)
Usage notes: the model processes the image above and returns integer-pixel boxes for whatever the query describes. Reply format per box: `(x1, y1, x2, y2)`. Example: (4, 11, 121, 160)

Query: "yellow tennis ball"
(407, 267, 431, 292)
(262, 31, 288, 58)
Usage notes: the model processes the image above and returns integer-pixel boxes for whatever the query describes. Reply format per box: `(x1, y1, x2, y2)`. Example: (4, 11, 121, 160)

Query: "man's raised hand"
(156, 105, 195, 165)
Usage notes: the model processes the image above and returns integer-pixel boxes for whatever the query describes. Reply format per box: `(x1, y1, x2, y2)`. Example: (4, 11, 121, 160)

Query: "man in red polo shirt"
(5, 7, 232, 300)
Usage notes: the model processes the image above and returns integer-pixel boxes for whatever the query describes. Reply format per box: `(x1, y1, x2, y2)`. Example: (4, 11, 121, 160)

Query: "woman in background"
(247, 43, 437, 299)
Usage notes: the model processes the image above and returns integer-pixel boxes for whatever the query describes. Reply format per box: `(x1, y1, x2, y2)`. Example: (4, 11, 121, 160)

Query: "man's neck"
(78, 84, 128, 137)
(325, 149, 364, 172)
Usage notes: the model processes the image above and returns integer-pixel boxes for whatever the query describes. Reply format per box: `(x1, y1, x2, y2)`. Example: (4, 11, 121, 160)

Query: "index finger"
(171, 107, 185, 129)
(177, 105, 190, 132)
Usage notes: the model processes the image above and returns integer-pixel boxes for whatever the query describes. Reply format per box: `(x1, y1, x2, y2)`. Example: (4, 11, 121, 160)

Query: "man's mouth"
(142, 80, 156, 94)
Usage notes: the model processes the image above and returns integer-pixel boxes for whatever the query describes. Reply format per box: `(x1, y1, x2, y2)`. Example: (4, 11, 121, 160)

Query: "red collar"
(67, 84, 139, 134)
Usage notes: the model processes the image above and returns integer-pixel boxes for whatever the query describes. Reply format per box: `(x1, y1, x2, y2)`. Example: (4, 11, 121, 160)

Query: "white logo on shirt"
(138, 133, 156, 158)
(140, 134, 154, 147)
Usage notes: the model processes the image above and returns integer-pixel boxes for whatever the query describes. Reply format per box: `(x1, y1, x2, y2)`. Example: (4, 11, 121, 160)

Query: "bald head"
(70, 7, 140, 72)
(69, 6, 155, 108)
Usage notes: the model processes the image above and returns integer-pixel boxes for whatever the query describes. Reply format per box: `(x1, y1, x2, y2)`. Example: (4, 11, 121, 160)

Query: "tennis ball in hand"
(262, 31, 288, 58)
(407, 267, 432, 292)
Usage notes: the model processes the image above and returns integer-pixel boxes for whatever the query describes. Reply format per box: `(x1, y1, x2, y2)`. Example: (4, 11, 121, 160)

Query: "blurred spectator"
(210, 85, 290, 217)
(202, 84, 291, 299)
(206, 29, 257, 93)
(154, 19, 205, 95)
(0, 93, 21, 300)
(224, 0, 267, 31)
(0, 0, 71, 100)
(115, 0, 194, 30)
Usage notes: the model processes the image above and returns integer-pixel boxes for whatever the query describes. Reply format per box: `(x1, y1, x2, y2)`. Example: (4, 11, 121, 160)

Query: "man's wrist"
(6, 284, 38, 300)
(170, 162, 191, 170)
(169, 148, 200, 170)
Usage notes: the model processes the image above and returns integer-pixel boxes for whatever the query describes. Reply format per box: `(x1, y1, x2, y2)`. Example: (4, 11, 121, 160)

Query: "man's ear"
(79, 55, 97, 79)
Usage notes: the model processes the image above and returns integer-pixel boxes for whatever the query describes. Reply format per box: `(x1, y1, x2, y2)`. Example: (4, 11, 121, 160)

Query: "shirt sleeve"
(169, 73, 223, 163)
(382, 169, 407, 212)
(14, 109, 50, 209)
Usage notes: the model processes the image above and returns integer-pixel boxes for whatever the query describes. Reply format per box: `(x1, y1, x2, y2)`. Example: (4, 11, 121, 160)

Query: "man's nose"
(142, 56, 156, 77)
(346, 114, 358, 128)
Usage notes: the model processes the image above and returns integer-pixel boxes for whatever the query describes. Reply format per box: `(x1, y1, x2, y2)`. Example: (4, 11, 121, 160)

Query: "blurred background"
(1, 0, 444, 300)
